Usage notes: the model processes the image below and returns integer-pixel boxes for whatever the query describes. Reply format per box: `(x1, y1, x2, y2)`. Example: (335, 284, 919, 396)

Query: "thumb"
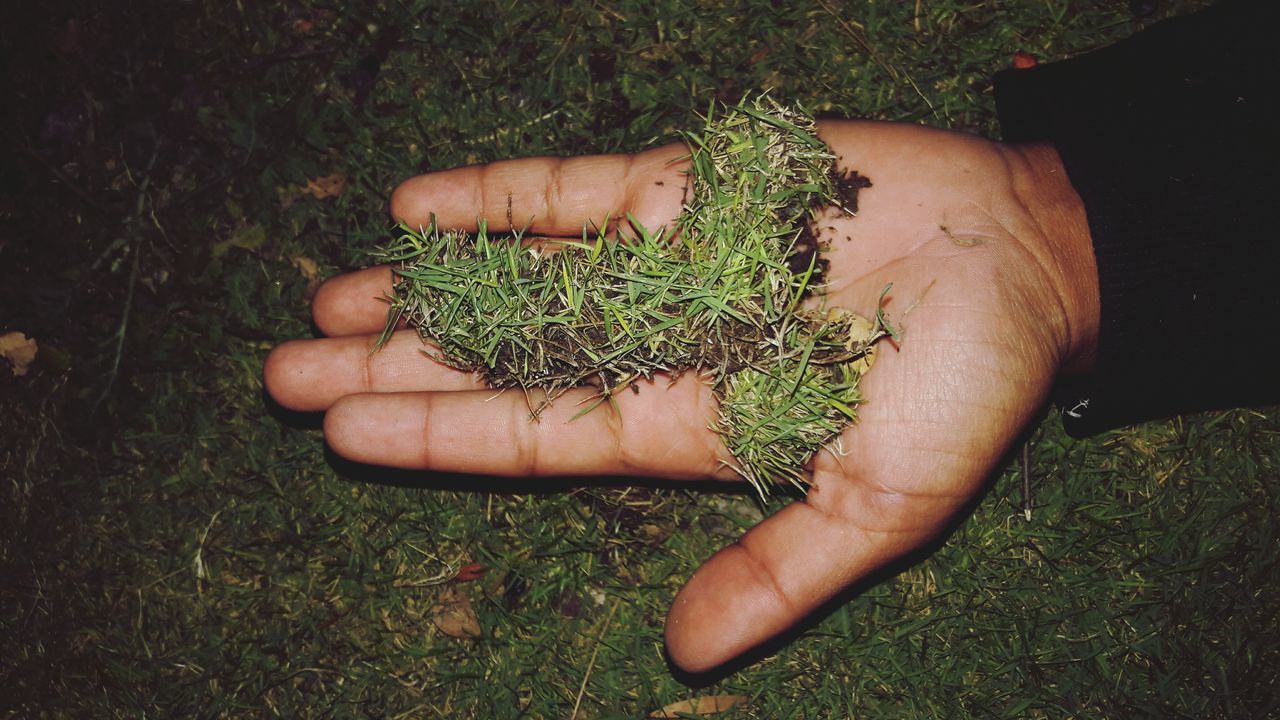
(663, 472, 958, 673)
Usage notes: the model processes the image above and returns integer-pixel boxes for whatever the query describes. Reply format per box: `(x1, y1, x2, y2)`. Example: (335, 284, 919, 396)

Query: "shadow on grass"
(262, 388, 324, 431)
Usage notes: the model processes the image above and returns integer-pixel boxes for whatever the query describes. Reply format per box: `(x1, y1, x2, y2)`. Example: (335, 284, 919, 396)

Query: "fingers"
(663, 448, 973, 673)
(323, 372, 734, 481)
(664, 499, 912, 673)
(389, 144, 690, 239)
(264, 330, 484, 412)
(311, 265, 397, 337)
(664, 410, 983, 674)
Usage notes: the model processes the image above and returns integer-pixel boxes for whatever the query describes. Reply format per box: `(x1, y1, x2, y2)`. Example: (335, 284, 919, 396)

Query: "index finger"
(389, 144, 689, 237)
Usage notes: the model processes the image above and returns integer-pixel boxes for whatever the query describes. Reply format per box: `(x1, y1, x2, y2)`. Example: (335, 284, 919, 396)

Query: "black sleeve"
(993, 0, 1280, 437)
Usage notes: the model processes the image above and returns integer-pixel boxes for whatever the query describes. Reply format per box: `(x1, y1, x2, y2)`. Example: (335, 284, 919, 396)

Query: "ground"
(3, 0, 1277, 717)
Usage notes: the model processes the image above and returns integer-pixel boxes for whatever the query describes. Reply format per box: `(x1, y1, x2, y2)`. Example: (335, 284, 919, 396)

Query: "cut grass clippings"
(379, 97, 889, 496)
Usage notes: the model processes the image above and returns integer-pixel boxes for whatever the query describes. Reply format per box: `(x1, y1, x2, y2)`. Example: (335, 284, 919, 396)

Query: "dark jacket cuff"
(994, 0, 1280, 436)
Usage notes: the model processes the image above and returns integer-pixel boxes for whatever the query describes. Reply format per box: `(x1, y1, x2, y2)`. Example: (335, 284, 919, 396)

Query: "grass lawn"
(3, 0, 1277, 717)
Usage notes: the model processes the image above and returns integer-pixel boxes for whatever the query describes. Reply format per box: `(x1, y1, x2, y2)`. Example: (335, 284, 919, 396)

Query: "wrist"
(1003, 142, 1099, 374)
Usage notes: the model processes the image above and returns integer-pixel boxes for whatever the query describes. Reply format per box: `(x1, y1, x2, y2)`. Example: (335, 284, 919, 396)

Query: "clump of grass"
(378, 97, 891, 496)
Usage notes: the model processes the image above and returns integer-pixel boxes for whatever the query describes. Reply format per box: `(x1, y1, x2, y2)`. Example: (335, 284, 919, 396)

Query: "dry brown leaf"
(431, 584, 481, 639)
(301, 173, 347, 200)
(0, 332, 38, 376)
(651, 695, 749, 718)
(640, 522, 672, 545)
(289, 255, 322, 299)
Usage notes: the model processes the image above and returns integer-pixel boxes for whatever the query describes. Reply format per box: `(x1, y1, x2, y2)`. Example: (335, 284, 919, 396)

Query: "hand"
(264, 120, 1099, 672)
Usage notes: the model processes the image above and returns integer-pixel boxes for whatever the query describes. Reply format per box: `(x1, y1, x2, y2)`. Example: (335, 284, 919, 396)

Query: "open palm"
(265, 119, 1097, 672)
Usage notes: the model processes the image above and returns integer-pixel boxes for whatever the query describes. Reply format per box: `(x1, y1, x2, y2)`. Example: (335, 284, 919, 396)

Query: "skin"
(264, 120, 1099, 673)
